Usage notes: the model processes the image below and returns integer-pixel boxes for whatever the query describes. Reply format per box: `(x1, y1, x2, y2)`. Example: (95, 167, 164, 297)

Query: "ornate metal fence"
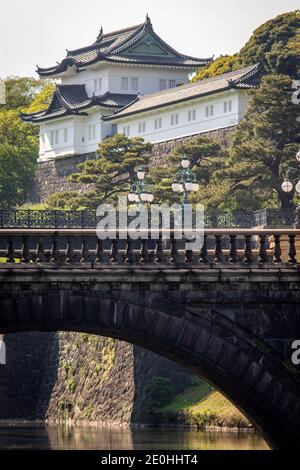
(0, 209, 255, 229)
(0, 208, 296, 229)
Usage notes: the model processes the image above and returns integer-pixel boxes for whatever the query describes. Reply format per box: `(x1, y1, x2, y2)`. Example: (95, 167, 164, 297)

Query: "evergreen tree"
(149, 136, 227, 207)
(48, 134, 153, 209)
(193, 11, 300, 82)
(215, 74, 300, 210)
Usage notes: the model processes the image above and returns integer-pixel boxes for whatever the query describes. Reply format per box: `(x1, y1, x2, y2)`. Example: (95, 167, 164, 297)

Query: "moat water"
(0, 422, 269, 450)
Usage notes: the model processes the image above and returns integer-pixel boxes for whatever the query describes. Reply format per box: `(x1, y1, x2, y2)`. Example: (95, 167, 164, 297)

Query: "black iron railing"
(0, 209, 255, 229)
(0, 208, 297, 229)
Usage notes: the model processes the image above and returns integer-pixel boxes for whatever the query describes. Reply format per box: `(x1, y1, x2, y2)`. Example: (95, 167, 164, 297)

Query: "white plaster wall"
(38, 90, 249, 161)
(39, 117, 75, 161)
(62, 64, 189, 97)
(115, 90, 247, 143)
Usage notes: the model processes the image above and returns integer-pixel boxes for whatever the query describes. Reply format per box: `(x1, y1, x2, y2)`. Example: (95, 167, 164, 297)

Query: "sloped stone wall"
(29, 127, 234, 203)
(0, 332, 192, 425)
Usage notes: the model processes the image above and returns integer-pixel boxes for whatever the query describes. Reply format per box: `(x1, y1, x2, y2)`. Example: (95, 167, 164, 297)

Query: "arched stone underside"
(0, 267, 300, 449)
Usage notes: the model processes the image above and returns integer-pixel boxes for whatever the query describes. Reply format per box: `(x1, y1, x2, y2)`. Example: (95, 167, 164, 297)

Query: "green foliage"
(0, 109, 38, 207)
(143, 376, 175, 411)
(192, 55, 238, 82)
(193, 11, 300, 82)
(48, 134, 153, 209)
(237, 10, 300, 77)
(214, 74, 300, 210)
(149, 136, 228, 208)
(67, 377, 76, 392)
(0, 76, 54, 207)
(25, 82, 55, 113)
(0, 76, 49, 110)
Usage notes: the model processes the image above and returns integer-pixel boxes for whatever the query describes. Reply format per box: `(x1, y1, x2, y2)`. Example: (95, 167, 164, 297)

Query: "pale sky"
(0, 0, 299, 79)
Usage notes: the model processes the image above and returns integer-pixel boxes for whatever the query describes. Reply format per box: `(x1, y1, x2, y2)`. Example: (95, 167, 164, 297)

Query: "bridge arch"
(1, 288, 300, 450)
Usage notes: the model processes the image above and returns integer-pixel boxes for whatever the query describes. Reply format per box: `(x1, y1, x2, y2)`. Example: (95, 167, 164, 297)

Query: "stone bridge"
(0, 228, 300, 449)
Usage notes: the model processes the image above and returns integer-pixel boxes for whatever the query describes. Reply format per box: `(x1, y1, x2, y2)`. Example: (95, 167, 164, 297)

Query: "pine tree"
(216, 74, 300, 210)
(47, 134, 153, 209)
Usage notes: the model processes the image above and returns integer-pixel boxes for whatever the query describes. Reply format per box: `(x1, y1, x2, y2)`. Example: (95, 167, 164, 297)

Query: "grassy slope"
(158, 385, 251, 429)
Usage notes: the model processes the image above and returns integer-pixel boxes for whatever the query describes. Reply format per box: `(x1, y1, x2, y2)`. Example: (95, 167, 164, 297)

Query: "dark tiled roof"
(37, 16, 212, 77)
(20, 86, 137, 123)
(105, 63, 266, 121)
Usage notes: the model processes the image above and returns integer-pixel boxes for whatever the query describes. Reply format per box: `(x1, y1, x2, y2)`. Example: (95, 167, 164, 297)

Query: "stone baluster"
(124, 238, 134, 264)
(110, 240, 118, 264)
(66, 236, 75, 263)
(169, 236, 178, 264)
(258, 234, 268, 264)
(95, 240, 103, 264)
(6, 236, 14, 263)
(50, 234, 60, 263)
(199, 235, 208, 264)
(214, 235, 223, 263)
(21, 235, 30, 263)
(36, 237, 44, 263)
(184, 249, 193, 264)
(139, 239, 148, 264)
(273, 234, 282, 263)
(80, 237, 89, 263)
(154, 237, 163, 264)
(243, 235, 252, 264)
(288, 235, 297, 265)
(229, 234, 238, 263)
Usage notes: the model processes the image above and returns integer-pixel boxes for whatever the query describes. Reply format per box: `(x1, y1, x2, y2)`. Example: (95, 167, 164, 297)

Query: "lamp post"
(281, 150, 300, 228)
(171, 155, 199, 204)
(128, 166, 154, 205)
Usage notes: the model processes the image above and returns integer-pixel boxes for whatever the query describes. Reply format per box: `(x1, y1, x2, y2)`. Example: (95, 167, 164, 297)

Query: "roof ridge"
(102, 23, 143, 39)
(136, 64, 259, 101)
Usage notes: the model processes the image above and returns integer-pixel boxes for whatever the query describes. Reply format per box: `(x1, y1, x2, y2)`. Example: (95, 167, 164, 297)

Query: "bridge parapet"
(0, 228, 299, 266)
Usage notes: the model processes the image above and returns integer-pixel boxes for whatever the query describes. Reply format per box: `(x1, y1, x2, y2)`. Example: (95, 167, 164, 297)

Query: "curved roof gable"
(20, 85, 137, 123)
(37, 16, 212, 77)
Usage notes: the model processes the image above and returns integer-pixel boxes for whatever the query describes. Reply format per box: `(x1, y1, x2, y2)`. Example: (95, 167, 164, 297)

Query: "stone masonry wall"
(0, 332, 193, 425)
(30, 127, 235, 203)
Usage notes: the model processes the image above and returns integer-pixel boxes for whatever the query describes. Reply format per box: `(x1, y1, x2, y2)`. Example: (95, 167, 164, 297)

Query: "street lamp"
(171, 155, 199, 204)
(128, 167, 154, 205)
(281, 150, 300, 228)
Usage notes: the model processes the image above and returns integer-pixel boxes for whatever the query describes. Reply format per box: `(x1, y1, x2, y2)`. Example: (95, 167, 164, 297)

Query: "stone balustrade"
(0, 228, 299, 266)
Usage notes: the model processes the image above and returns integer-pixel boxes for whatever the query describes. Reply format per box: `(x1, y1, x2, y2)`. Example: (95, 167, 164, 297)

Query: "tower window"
(55, 130, 59, 145)
(154, 118, 162, 130)
(131, 78, 138, 91)
(171, 114, 179, 126)
(188, 110, 196, 121)
(64, 128, 68, 143)
(159, 79, 166, 91)
(169, 80, 176, 88)
(122, 126, 130, 136)
(50, 130, 55, 146)
(122, 77, 128, 90)
(138, 122, 146, 134)
(205, 105, 214, 118)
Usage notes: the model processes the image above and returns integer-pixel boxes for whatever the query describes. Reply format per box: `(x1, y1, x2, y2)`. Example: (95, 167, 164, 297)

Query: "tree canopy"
(47, 134, 153, 209)
(0, 76, 53, 207)
(193, 10, 300, 82)
(195, 74, 300, 211)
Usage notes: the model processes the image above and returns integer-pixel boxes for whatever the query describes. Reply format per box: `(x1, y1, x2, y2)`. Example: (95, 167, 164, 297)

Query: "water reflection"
(0, 422, 269, 450)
